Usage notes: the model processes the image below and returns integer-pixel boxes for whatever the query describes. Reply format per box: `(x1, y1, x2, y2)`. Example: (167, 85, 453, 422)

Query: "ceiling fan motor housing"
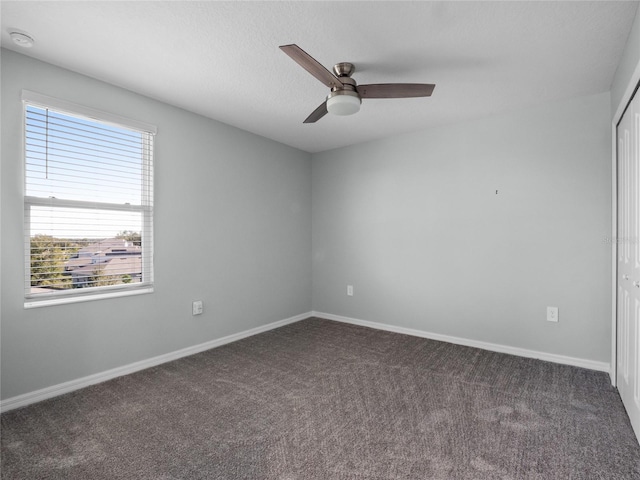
(327, 62, 361, 116)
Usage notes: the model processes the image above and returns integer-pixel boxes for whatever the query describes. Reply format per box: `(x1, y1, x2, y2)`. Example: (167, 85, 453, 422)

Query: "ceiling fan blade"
(303, 101, 328, 123)
(357, 83, 436, 99)
(280, 44, 344, 89)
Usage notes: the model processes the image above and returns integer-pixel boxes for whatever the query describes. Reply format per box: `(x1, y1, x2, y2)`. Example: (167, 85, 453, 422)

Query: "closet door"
(617, 86, 640, 440)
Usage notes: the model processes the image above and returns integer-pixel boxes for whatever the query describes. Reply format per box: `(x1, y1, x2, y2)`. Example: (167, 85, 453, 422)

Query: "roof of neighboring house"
(71, 255, 142, 278)
(65, 238, 141, 271)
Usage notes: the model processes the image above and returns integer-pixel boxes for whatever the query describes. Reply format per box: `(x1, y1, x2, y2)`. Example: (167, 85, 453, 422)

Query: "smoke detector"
(9, 31, 34, 48)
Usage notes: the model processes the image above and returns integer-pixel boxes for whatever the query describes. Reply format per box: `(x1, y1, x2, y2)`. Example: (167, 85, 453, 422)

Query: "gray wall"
(0, 49, 312, 400)
(312, 92, 612, 363)
(0, 41, 621, 401)
(611, 4, 640, 114)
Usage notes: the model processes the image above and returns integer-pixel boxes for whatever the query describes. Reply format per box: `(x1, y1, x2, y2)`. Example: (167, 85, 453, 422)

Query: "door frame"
(611, 61, 640, 387)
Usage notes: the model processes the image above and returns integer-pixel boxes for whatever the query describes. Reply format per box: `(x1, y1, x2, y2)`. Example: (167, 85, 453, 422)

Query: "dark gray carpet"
(1, 317, 639, 479)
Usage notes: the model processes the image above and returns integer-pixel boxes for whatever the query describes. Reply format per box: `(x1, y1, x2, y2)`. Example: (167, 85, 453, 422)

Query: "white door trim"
(612, 60, 640, 386)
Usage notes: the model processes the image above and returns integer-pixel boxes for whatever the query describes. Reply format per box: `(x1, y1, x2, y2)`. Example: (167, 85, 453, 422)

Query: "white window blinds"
(23, 91, 155, 305)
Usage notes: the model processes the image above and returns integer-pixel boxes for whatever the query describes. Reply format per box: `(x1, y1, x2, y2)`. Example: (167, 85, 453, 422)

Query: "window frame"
(22, 90, 156, 308)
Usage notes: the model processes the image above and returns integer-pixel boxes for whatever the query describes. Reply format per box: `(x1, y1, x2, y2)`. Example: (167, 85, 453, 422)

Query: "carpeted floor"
(1, 317, 639, 479)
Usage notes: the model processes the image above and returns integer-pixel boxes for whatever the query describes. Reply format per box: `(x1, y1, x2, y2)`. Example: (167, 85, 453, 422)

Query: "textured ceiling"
(1, 1, 638, 153)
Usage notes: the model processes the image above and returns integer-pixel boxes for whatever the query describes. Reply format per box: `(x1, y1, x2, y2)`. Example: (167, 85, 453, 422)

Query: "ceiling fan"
(280, 44, 435, 123)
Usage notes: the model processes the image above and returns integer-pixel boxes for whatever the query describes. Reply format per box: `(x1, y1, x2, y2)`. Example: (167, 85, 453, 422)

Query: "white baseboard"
(0, 311, 312, 413)
(2, 310, 611, 413)
(312, 311, 611, 373)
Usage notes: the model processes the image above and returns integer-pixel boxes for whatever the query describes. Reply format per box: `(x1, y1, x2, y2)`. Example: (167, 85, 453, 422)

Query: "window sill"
(24, 286, 154, 309)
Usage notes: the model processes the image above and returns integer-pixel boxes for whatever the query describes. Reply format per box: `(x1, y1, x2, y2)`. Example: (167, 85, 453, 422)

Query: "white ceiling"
(1, 1, 638, 153)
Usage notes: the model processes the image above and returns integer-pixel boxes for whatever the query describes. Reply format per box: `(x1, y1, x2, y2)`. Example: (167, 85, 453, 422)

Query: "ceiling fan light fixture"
(326, 91, 361, 116)
(279, 44, 434, 123)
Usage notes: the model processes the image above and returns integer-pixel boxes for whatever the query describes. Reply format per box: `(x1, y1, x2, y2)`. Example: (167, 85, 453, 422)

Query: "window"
(23, 91, 156, 307)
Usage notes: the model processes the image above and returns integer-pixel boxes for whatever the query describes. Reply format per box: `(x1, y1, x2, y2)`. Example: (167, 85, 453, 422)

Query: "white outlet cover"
(192, 300, 203, 315)
(547, 306, 558, 322)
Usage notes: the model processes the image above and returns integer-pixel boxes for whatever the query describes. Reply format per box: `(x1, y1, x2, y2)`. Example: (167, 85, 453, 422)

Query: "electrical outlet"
(192, 300, 203, 316)
(347, 285, 354, 296)
(547, 306, 558, 323)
